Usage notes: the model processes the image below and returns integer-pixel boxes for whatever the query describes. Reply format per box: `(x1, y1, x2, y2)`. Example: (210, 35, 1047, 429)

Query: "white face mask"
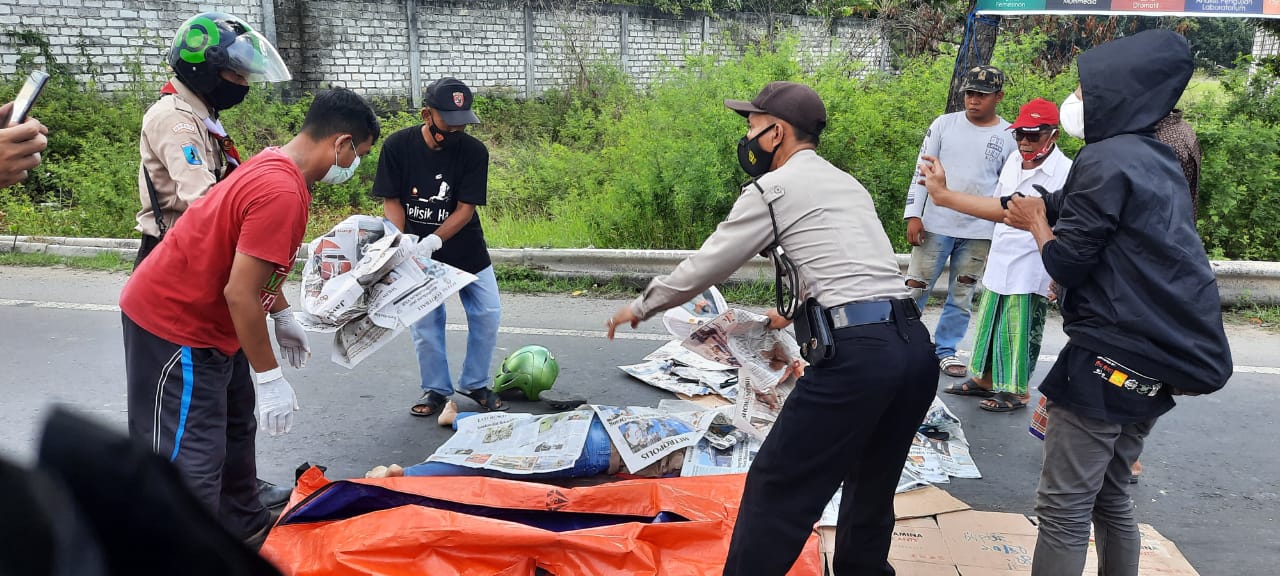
(1059, 92, 1085, 140)
(320, 138, 360, 185)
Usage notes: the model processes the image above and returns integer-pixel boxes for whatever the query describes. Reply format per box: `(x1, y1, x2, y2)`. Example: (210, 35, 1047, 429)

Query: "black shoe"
(244, 506, 283, 551)
(257, 478, 293, 509)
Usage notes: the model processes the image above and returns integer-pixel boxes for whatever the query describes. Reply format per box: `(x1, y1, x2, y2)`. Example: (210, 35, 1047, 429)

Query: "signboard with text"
(977, 0, 1280, 16)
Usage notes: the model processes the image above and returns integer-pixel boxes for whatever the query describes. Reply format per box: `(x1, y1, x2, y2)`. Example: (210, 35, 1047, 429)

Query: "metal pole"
(620, 8, 629, 73)
(260, 0, 277, 44)
(524, 2, 535, 98)
(408, 0, 421, 108)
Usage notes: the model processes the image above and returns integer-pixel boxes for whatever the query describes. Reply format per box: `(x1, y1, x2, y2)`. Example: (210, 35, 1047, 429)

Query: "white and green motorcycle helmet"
(492, 345, 559, 401)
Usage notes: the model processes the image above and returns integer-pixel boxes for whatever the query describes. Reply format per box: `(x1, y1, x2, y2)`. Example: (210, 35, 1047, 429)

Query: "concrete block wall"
(1, 0, 262, 90)
(418, 0, 527, 95)
(1, 0, 888, 103)
(275, 0, 410, 98)
(532, 7, 621, 91)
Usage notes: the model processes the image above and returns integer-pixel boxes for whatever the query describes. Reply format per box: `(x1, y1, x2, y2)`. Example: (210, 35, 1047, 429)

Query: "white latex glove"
(417, 233, 443, 259)
(255, 368, 299, 436)
(271, 306, 311, 369)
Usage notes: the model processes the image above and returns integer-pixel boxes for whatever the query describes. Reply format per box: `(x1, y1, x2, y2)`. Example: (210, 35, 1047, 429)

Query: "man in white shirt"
(919, 98, 1072, 412)
(903, 66, 1017, 378)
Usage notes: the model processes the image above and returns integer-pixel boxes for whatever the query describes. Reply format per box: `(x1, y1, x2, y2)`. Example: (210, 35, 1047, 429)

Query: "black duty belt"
(827, 299, 920, 330)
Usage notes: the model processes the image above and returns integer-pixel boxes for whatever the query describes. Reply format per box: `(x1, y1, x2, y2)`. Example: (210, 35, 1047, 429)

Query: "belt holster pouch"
(794, 297, 836, 368)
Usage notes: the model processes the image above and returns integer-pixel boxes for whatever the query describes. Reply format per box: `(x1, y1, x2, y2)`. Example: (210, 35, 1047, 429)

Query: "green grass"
(493, 264, 638, 297)
(0, 250, 132, 273)
(306, 208, 596, 250)
(1181, 75, 1224, 106)
(1225, 303, 1280, 331)
(485, 214, 596, 249)
(492, 264, 777, 306)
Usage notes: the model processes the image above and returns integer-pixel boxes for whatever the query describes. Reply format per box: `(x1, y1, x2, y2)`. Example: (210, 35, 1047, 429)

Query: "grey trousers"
(1032, 402, 1156, 576)
(123, 313, 269, 540)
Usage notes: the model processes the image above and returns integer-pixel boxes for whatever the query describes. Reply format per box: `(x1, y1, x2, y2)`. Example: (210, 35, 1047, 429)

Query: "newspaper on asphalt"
(644, 340, 734, 372)
(681, 308, 801, 393)
(910, 396, 981, 481)
(619, 361, 721, 397)
(590, 404, 725, 474)
(676, 308, 803, 440)
(426, 409, 595, 475)
(661, 286, 728, 341)
(298, 215, 476, 368)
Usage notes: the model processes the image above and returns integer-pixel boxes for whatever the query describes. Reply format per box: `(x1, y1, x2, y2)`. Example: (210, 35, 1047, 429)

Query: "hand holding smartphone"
(0, 70, 50, 187)
(5, 70, 49, 127)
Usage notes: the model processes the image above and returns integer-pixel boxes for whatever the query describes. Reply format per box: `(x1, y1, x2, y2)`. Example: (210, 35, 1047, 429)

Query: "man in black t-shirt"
(373, 77, 506, 418)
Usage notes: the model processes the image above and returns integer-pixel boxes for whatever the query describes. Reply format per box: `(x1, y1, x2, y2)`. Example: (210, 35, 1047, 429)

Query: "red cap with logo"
(1008, 98, 1059, 131)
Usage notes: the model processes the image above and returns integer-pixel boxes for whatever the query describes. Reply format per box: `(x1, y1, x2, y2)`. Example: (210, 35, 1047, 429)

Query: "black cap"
(725, 81, 827, 137)
(425, 77, 480, 125)
(960, 65, 1005, 94)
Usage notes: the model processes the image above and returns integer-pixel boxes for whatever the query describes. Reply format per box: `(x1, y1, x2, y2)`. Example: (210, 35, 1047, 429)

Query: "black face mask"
(737, 124, 778, 178)
(428, 116, 461, 149)
(206, 80, 250, 111)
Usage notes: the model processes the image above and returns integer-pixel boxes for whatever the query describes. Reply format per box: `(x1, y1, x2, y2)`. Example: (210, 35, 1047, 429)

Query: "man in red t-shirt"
(120, 88, 379, 548)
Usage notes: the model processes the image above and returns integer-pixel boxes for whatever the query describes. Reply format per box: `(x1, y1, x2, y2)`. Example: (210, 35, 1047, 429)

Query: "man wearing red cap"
(918, 98, 1072, 413)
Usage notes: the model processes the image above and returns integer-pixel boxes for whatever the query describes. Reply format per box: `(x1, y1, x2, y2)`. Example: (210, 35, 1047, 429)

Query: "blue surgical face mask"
(321, 138, 360, 185)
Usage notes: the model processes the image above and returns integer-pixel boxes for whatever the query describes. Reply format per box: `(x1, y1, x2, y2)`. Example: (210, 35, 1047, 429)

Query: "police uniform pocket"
(1090, 355, 1162, 397)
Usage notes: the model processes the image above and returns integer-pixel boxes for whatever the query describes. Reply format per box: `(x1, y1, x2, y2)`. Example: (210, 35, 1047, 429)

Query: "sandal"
(979, 391, 1029, 413)
(944, 379, 994, 397)
(940, 355, 968, 378)
(463, 387, 508, 412)
(410, 390, 447, 417)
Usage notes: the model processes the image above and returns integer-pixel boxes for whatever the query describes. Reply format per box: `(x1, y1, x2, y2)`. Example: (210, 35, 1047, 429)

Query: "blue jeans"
(404, 413, 614, 480)
(410, 266, 502, 396)
(905, 232, 990, 359)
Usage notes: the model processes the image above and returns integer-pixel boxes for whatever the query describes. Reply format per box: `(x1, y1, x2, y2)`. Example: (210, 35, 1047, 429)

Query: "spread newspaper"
(680, 308, 803, 440)
(426, 409, 595, 475)
(590, 405, 725, 474)
(298, 215, 476, 368)
(906, 396, 981, 482)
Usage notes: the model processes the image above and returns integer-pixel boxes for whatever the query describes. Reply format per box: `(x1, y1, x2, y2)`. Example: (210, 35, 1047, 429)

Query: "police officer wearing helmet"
(133, 12, 294, 510)
(135, 12, 291, 264)
(605, 82, 939, 574)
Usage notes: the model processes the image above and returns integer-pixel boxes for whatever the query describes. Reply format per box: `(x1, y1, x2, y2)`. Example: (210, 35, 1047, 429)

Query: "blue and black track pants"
(122, 312, 268, 539)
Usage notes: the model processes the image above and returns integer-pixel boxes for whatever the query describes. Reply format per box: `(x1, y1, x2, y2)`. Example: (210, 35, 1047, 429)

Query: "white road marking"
(0, 298, 120, 312)
(2, 298, 1275, 372)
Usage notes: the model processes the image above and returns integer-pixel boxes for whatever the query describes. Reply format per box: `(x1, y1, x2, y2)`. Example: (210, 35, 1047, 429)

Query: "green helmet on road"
(492, 345, 559, 401)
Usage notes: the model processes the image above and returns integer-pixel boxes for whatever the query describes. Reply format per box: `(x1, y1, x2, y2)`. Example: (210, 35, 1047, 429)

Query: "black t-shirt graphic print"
(372, 125, 491, 274)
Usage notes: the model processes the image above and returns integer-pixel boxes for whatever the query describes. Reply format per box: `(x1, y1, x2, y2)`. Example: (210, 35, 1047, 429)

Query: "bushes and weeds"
(2, 30, 1277, 260)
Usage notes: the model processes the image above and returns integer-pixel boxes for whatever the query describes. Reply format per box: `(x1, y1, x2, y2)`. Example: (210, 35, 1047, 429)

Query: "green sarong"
(968, 290, 1049, 396)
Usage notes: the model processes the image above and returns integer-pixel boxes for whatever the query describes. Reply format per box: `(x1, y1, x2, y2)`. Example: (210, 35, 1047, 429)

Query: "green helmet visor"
(224, 29, 291, 83)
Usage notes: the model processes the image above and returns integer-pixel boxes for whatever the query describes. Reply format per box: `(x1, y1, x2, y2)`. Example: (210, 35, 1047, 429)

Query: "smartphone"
(6, 70, 49, 127)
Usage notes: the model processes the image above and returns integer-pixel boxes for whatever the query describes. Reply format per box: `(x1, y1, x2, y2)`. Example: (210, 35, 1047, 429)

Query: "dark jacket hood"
(1078, 30, 1193, 143)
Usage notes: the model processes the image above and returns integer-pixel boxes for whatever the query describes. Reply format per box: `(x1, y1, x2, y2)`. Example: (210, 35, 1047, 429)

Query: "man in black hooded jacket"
(1003, 30, 1232, 576)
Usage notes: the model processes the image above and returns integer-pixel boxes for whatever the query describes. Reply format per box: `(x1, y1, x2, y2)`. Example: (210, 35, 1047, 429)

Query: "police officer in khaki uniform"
(606, 82, 939, 575)
(135, 12, 290, 265)
(135, 12, 296, 510)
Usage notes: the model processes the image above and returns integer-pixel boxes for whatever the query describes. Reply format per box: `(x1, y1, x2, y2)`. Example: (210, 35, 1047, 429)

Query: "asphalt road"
(1, 266, 1277, 574)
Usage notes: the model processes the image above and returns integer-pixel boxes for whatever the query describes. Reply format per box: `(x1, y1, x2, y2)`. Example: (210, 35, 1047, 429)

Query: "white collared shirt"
(982, 146, 1072, 297)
